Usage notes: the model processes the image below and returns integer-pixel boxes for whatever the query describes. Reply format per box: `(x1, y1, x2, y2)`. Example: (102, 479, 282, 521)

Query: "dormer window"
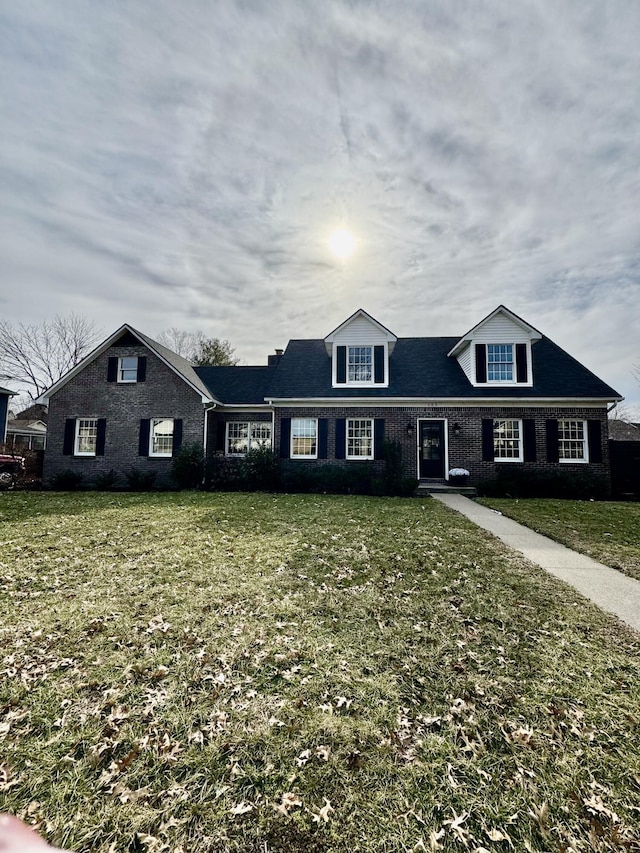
(334, 344, 387, 386)
(474, 343, 530, 385)
(325, 309, 397, 390)
(348, 346, 372, 382)
(487, 345, 514, 382)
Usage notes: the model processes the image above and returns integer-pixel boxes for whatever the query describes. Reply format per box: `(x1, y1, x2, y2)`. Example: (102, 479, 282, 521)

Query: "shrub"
(477, 467, 609, 500)
(205, 455, 243, 491)
(50, 470, 84, 491)
(281, 463, 376, 495)
(399, 477, 419, 497)
(124, 468, 157, 491)
(382, 439, 404, 494)
(171, 442, 204, 489)
(94, 469, 119, 491)
(239, 447, 281, 491)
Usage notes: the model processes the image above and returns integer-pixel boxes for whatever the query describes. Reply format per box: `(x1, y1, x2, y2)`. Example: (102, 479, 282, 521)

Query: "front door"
(419, 420, 446, 479)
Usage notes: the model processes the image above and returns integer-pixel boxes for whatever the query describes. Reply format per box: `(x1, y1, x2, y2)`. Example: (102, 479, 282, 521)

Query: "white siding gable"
(472, 313, 533, 344)
(331, 315, 390, 347)
(449, 306, 541, 387)
(325, 309, 397, 388)
(457, 343, 473, 383)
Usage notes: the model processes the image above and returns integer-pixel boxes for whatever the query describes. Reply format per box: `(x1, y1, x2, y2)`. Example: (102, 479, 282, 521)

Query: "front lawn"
(1, 492, 639, 852)
(477, 498, 640, 582)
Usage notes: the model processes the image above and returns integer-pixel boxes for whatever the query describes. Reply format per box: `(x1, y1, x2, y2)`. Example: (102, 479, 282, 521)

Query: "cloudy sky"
(1, 1, 639, 409)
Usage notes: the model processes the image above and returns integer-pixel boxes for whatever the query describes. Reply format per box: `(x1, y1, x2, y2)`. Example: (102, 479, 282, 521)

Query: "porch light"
(452, 422, 461, 436)
(406, 421, 415, 438)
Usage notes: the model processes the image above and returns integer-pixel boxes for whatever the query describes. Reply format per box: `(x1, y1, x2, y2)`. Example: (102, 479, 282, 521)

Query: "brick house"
(40, 306, 622, 489)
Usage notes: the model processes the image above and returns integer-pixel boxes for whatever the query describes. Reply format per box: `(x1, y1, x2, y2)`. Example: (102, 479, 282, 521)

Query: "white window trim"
(493, 418, 524, 463)
(117, 356, 138, 384)
(149, 418, 174, 458)
(473, 342, 533, 387)
(290, 418, 318, 460)
(225, 421, 272, 457)
(74, 418, 98, 457)
(346, 417, 374, 461)
(558, 419, 589, 464)
(332, 343, 389, 388)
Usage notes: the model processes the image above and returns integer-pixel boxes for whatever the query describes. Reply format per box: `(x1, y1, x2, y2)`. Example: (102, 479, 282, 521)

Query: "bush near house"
(477, 466, 609, 500)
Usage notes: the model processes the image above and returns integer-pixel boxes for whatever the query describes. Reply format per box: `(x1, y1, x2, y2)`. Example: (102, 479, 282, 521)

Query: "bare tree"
(155, 327, 200, 360)
(156, 328, 239, 366)
(0, 315, 101, 401)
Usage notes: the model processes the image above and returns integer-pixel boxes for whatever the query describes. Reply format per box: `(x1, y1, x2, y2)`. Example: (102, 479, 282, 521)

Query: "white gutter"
(264, 396, 622, 408)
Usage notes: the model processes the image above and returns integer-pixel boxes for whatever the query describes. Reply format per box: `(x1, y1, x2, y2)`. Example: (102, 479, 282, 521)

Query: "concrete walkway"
(433, 493, 640, 633)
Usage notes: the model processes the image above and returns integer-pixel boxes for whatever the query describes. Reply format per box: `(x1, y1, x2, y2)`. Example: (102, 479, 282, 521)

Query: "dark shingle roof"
(265, 336, 620, 400)
(194, 366, 276, 405)
(190, 335, 620, 405)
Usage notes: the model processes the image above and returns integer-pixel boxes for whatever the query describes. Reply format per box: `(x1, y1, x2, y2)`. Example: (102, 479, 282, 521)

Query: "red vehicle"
(0, 453, 25, 489)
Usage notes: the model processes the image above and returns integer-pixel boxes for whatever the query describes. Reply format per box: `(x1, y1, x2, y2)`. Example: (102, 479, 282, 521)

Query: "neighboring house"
(608, 419, 640, 441)
(6, 404, 48, 451)
(0, 386, 17, 445)
(39, 306, 622, 489)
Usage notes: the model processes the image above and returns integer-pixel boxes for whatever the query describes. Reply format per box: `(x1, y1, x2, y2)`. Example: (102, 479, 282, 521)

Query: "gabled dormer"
(325, 309, 397, 389)
(448, 306, 542, 388)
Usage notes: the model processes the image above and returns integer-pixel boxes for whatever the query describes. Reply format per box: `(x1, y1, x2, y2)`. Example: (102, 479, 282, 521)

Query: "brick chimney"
(268, 348, 284, 366)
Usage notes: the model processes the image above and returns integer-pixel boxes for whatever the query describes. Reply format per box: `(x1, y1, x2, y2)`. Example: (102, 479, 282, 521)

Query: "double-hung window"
(487, 345, 514, 382)
(493, 419, 523, 461)
(558, 420, 588, 462)
(291, 418, 317, 459)
(346, 418, 373, 460)
(118, 356, 138, 383)
(75, 418, 98, 456)
(348, 346, 372, 383)
(149, 418, 174, 457)
(226, 421, 272, 456)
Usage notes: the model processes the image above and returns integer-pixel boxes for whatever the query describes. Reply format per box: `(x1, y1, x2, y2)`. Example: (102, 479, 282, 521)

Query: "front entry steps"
(416, 479, 477, 497)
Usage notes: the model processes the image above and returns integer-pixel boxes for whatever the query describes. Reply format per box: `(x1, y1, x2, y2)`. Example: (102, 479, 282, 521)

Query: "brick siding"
(44, 345, 205, 486)
(274, 405, 610, 484)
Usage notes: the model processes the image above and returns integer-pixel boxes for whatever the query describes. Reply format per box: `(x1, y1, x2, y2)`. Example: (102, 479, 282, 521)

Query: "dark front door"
(419, 420, 445, 479)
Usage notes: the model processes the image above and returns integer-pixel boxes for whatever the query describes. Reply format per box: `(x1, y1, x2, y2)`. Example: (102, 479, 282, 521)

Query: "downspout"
(266, 401, 275, 452)
(203, 403, 217, 456)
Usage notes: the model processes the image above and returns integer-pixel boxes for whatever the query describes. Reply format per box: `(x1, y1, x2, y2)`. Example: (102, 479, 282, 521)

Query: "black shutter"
(475, 345, 487, 383)
(96, 419, 106, 456)
(172, 419, 183, 455)
(107, 357, 118, 382)
(335, 418, 346, 459)
(336, 346, 347, 384)
(139, 419, 150, 456)
(318, 419, 328, 459)
(280, 418, 291, 459)
(63, 419, 75, 455)
(137, 356, 147, 382)
(546, 420, 559, 463)
(374, 419, 385, 460)
(587, 420, 602, 463)
(482, 419, 494, 461)
(215, 419, 225, 453)
(374, 346, 385, 384)
(523, 419, 536, 462)
(516, 344, 528, 383)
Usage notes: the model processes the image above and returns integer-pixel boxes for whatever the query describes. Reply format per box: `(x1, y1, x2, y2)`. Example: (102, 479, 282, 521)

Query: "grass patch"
(1, 492, 639, 852)
(478, 498, 640, 582)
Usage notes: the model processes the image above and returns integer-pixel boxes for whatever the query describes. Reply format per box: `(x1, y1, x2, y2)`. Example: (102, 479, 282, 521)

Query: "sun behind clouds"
(328, 227, 357, 260)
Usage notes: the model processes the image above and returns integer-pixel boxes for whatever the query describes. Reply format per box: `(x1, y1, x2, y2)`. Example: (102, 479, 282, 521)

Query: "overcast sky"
(1, 1, 639, 409)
